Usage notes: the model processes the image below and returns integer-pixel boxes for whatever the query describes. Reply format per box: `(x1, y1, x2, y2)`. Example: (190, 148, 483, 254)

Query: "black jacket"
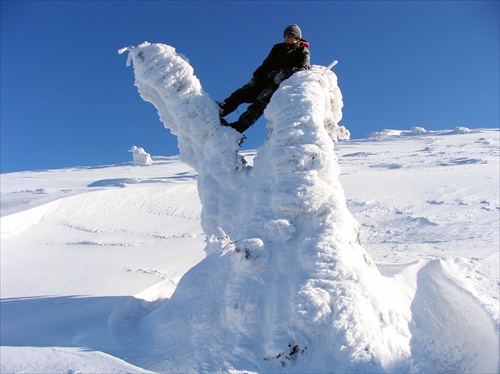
(253, 40, 310, 82)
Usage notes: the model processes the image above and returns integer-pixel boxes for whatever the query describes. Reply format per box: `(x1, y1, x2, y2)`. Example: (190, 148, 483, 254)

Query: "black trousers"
(220, 78, 278, 133)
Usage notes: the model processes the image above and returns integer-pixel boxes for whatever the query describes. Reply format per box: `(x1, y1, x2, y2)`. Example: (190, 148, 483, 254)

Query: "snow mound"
(367, 127, 427, 137)
(367, 126, 478, 139)
(116, 43, 499, 372)
(401, 259, 499, 373)
(0, 346, 150, 374)
(128, 146, 152, 166)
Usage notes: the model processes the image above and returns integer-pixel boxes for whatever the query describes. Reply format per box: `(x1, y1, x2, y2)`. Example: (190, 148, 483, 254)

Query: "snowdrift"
(114, 42, 499, 372)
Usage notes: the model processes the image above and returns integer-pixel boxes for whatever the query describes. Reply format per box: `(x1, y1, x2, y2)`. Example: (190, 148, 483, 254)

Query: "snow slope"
(1, 42, 498, 373)
(1, 131, 498, 373)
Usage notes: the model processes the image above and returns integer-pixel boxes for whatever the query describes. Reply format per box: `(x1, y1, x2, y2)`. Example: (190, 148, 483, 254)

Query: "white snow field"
(1, 42, 498, 373)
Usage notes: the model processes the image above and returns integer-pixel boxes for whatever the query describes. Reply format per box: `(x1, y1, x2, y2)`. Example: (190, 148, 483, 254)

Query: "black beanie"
(283, 24, 302, 39)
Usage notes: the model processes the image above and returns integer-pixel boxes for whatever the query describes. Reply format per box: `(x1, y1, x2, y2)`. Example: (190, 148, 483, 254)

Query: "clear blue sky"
(1, 1, 498, 173)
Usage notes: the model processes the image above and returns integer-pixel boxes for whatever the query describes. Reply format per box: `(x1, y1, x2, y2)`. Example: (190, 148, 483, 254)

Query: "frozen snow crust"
(111, 42, 499, 372)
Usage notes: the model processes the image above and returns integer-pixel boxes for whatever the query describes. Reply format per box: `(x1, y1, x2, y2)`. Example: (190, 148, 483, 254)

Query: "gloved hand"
(274, 70, 286, 85)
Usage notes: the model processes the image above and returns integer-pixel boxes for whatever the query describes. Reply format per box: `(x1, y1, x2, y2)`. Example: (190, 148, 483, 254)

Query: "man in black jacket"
(219, 24, 310, 133)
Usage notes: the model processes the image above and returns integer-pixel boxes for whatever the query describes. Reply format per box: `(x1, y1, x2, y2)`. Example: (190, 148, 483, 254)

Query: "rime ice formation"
(118, 43, 498, 373)
(128, 146, 152, 166)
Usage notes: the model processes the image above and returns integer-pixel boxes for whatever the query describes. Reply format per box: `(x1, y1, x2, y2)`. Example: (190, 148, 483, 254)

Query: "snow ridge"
(118, 43, 499, 373)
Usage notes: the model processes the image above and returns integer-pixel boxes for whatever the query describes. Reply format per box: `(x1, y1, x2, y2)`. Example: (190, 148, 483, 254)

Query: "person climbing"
(219, 24, 310, 133)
